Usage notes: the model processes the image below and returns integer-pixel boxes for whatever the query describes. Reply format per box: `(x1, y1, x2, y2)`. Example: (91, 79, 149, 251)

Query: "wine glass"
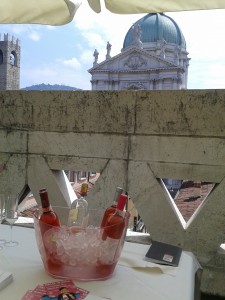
(0, 194, 6, 249)
(4, 195, 19, 247)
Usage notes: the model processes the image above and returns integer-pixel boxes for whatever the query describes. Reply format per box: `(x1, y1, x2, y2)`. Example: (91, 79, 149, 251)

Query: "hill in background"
(21, 83, 81, 91)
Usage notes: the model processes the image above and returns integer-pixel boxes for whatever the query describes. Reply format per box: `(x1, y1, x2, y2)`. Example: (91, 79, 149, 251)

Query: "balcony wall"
(0, 90, 225, 295)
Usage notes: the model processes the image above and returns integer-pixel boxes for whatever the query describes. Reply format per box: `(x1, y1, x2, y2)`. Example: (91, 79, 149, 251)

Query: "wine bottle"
(39, 188, 61, 228)
(67, 183, 89, 228)
(101, 193, 128, 240)
(100, 186, 123, 228)
(38, 189, 62, 273)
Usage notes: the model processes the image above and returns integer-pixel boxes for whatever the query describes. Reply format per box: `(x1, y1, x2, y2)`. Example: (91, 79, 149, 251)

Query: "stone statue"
(106, 42, 112, 56)
(93, 49, 99, 65)
(160, 39, 166, 59)
(174, 45, 180, 64)
(131, 24, 143, 49)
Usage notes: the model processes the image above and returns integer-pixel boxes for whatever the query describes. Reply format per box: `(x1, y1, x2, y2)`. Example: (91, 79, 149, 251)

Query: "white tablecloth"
(0, 225, 201, 300)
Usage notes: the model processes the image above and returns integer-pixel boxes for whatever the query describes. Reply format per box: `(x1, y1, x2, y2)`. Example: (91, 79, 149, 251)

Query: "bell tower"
(0, 33, 20, 90)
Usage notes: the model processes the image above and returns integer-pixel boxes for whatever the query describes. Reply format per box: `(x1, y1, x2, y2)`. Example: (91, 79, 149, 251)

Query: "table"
(0, 225, 201, 300)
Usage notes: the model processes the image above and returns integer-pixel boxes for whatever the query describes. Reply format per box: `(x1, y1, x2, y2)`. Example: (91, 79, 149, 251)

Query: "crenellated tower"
(0, 33, 20, 90)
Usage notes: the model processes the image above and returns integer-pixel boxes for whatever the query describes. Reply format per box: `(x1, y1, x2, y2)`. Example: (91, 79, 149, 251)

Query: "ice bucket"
(33, 207, 129, 281)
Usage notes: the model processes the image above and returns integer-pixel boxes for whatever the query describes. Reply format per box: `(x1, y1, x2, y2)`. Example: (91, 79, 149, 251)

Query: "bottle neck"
(42, 206, 52, 213)
(80, 183, 88, 197)
(80, 192, 87, 198)
(39, 189, 50, 209)
(116, 194, 128, 212)
(113, 187, 123, 205)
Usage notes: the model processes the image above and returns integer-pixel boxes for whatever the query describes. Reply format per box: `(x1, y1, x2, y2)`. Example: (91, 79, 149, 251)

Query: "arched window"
(10, 51, 17, 66)
(0, 50, 3, 64)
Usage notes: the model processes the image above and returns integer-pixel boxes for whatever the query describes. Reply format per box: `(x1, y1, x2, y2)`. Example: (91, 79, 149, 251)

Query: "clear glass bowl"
(33, 207, 129, 281)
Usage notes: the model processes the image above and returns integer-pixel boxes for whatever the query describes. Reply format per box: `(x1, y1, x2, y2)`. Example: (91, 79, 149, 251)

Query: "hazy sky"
(0, 1, 225, 90)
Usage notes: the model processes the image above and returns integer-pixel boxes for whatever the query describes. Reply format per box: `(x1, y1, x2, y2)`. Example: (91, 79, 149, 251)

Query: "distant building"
(0, 33, 20, 90)
(89, 13, 190, 90)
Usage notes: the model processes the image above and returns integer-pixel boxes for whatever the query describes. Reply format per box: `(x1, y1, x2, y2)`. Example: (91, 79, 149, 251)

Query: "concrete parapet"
(0, 90, 225, 295)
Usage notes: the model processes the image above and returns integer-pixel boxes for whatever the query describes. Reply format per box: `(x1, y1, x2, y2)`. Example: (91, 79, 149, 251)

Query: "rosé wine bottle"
(39, 188, 61, 230)
(100, 186, 123, 228)
(101, 193, 128, 240)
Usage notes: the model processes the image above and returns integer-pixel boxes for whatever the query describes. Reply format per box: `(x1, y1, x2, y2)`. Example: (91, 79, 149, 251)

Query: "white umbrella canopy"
(1, 0, 225, 25)
(0, 0, 81, 25)
(87, 0, 225, 14)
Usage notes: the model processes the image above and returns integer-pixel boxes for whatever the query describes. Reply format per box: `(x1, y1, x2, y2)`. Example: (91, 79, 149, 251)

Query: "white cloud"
(188, 58, 225, 89)
(74, 1, 143, 57)
(0, 24, 37, 38)
(79, 50, 94, 64)
(63, 57, 81, 69)
(202, 62, 225, 88)
(28, 31, 41, 42)
(45, 25, 56, 31)
(81, 31, 105, 48)
(6, 25, 29, 35)
(167, 9, 225, 89)
(168, 10, 225, 60)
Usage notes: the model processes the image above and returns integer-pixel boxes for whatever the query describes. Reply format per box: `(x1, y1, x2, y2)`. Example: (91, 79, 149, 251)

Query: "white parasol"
(1, 0, 225, 25)
(0, 0, 81, 25)
(87, 0, 225, 13)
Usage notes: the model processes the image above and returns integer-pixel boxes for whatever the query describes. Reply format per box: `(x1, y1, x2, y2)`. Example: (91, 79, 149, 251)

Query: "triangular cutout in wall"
(162, 179, 215, 222)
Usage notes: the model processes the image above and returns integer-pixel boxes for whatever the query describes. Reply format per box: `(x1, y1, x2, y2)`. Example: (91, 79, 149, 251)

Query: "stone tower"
(0, 33, 20, 90)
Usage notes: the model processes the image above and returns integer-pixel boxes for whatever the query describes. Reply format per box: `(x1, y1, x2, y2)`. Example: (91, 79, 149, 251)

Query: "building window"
(0, 50, 3, 64)
(77, 171, 87, 180)
(10, 51, 17, 66)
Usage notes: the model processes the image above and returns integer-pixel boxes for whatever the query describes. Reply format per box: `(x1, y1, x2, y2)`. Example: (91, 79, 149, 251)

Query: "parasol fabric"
(87, 0, 225, 14)
(1, 0, 225, 25)
(0, 0, 81, 25)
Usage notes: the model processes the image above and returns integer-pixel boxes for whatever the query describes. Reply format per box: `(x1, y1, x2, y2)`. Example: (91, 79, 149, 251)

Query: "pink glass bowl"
(33, 207, 129, 281)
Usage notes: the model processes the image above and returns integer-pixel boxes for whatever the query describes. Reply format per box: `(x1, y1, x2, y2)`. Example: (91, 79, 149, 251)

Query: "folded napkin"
(118, 242, 178, 276)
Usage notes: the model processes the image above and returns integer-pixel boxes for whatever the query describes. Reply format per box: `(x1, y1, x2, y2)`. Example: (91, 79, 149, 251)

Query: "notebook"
(0, 270, 13, 290)
(145, 240, 182, 267)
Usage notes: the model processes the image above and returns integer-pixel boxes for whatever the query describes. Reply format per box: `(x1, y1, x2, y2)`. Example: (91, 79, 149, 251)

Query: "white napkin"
(118, 242, 178, 276)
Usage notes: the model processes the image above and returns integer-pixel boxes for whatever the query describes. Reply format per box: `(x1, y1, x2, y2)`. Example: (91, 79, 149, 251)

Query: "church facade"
(89, 13, 190, 91)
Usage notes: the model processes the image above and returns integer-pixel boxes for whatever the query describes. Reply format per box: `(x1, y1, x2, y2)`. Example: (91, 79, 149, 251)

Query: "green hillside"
(21, 83, 81, 90)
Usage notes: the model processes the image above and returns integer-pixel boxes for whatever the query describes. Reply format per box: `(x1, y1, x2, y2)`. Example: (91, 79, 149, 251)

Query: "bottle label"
(68, 208, 78, 222)
(81, 213, 89, 227)
(68, 209, 89, 228)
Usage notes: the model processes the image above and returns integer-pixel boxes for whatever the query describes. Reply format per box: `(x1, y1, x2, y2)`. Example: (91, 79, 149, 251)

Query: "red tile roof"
(174, 182, 215, 222)
(19, 179, 215, 224)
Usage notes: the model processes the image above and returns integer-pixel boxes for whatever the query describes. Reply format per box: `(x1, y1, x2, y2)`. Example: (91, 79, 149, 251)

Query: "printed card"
(21, 280, 89, 300)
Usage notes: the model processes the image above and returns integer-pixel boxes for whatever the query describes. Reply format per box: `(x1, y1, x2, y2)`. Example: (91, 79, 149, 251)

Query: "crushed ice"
(42, 225, 121, 266)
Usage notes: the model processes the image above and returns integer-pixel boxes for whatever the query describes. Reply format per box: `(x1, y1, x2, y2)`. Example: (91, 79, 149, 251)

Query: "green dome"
(123, 13, 186, 49)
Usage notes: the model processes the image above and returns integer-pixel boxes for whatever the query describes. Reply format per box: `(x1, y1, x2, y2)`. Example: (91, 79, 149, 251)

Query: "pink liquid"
(34, 208, 130, 281)
(44, 254, 117, 281)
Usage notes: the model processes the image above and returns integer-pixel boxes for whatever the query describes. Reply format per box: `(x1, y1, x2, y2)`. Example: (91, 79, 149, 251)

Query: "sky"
(0, 1, 225, 90)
